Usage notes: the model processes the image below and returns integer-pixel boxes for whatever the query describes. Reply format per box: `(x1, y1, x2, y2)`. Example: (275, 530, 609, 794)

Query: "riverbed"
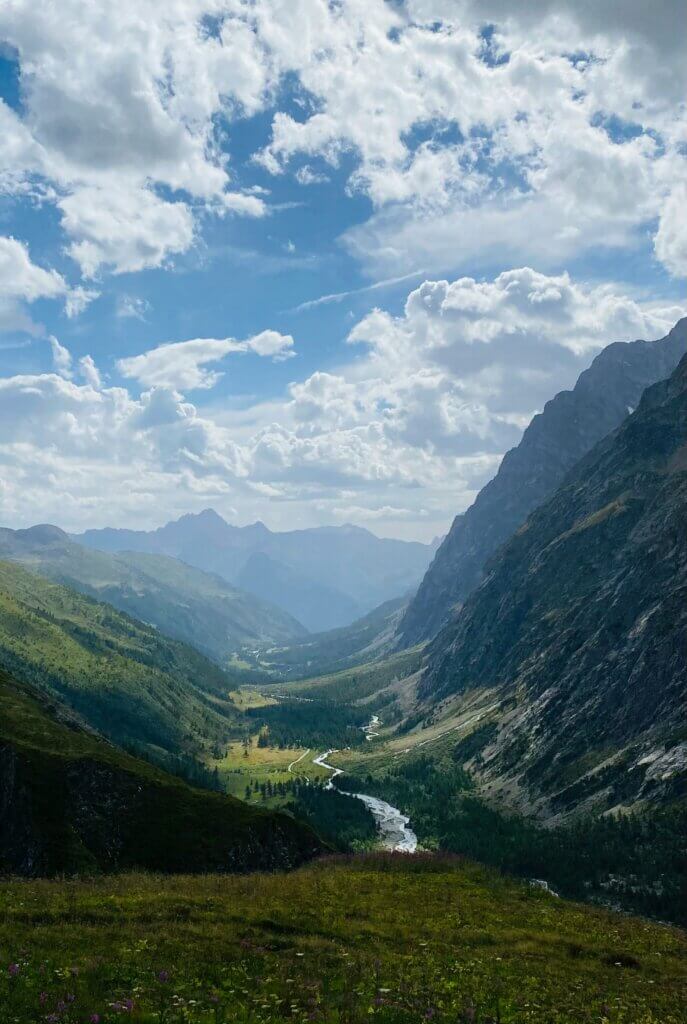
(312, 743, 418, 854)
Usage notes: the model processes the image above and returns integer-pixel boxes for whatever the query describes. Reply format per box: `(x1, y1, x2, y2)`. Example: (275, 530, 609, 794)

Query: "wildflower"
(89, 1017, 101, 1024)
(57, 1000, 67, 1012)
(39, 992, 48, 1006)
(157, 969, 170, 983)
(8, 963, 19, 977)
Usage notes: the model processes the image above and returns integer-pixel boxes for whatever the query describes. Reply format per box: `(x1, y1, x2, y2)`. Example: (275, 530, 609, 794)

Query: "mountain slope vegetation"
(400, 317, 687, 646)
(0, 559, 241, 756)
(420, 348, 687, 818)
(0, 673, 323, 876)
(0, 525, 306, 665)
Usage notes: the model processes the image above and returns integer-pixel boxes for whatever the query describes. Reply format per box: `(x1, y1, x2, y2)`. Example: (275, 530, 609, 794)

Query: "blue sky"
(0, 1, 684, 540)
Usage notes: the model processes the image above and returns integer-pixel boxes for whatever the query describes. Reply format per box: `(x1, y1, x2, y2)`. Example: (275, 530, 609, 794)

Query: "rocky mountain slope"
(77, 511, 438, 632)
(0, 524, 306, 663)
(0, 673, 322, 876)
(420, 349, 687, 818)
(0, 559, 242, 757)
(399, 318, 687, 646)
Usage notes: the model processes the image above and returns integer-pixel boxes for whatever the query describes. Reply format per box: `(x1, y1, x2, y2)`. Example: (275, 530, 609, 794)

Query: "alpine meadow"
(0, 3, 685, 1023)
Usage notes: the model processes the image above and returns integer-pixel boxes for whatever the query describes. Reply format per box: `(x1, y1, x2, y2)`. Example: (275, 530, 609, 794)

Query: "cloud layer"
(0, 268, 682, 536)
(0, 0, 685, 283)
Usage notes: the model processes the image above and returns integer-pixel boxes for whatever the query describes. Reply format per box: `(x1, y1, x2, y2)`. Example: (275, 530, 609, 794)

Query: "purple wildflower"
(90, 1015, 101, 1023)
(8, 963, 19, 977)
(157, 969, 170, 983)
(39, 992, 48, 1006)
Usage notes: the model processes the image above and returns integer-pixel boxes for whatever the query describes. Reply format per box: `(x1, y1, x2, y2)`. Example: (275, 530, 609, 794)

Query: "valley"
(1, 321, 686, 1021)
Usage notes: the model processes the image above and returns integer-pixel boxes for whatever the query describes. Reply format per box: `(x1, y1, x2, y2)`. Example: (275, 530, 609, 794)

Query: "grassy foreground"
(1, 856, 686, 1023)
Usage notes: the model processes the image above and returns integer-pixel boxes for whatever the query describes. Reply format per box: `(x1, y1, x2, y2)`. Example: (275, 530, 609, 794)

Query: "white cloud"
(49, 335, 72, 378)
(59, 186, 196, 278)
(116, 295, 151, 321)
(246, 329, 295, 360)
(64, 286, 100, 319)
(0, 268, 682, 537)
(117, 330, 296, 390)
(655, 185, 687, 279)
(78, 355, 102, 389)
(1, 1, 685, 282)
(0, 236, 68, 334)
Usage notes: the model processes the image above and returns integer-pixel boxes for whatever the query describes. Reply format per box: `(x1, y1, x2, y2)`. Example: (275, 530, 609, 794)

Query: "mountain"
(0, 524, 306, 664)
(419, 348, 687, 819)
(76, 512, 438, 632)
(0, 559, 241, 757)
(236, 550, 361, 633)
(0, 672, 323, 875)
(259, 595, 409, 680)
(399, 318, 687, 646)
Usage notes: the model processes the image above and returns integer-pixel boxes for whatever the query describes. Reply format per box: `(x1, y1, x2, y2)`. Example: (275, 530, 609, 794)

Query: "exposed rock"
(399, 318, 687, 647)
(420, 348, 687, 817)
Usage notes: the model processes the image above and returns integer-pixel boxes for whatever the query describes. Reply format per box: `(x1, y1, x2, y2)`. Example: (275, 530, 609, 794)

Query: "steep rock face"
(0, 677, 324, 876)
(420, 352, 687, 817)
(399, 319, 687, 646)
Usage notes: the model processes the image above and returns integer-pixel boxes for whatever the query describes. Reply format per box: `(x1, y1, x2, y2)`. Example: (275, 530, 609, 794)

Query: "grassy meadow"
(1, 855, 685, 1023)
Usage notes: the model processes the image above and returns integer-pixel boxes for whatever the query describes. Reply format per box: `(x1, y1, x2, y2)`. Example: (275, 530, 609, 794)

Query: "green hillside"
(0, 525, 306, 666)
(0, 673, 323, 876)
(0, 559, 241, 755)
(1, 856, 685, 1022)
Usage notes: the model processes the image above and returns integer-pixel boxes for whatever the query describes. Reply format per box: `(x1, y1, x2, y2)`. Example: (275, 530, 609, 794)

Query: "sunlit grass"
(1, 855, 685, 1023)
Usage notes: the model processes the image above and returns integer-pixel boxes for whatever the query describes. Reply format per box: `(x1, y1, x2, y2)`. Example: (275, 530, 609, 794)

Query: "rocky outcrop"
(420, 350, 687, 817)
(399, 319, 687, 647)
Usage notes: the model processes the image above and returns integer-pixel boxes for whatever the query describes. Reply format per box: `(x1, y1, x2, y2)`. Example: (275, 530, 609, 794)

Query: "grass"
(210, 734, 330, 797)
(0, 855, 685, 1023)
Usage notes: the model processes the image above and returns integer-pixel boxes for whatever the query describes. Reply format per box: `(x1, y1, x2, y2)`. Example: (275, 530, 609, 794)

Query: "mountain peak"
(16, 524, 69, 545)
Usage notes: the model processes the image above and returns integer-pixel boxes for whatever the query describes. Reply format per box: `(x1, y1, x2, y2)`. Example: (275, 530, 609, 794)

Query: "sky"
(0, 0, 685, 542)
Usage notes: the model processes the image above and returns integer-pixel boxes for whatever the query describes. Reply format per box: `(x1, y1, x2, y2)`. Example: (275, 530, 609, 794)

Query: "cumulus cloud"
(1, 1, 685, 282)
(0, 236, 67, 334)
(0, 268, 682, 536)
(117, 330, 295, 390)
(59, 186, 196, 278)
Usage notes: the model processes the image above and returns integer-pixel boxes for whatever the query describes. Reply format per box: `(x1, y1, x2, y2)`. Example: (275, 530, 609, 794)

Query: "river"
(312, 733, 418, 853)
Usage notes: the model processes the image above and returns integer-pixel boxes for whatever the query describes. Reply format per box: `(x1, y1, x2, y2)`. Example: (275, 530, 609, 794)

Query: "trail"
(287, 748, 311, 773)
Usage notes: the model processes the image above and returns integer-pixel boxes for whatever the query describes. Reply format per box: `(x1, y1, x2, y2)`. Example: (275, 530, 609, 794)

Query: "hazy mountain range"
(76, 512, 439, 632)
(0, 524, 305, 665)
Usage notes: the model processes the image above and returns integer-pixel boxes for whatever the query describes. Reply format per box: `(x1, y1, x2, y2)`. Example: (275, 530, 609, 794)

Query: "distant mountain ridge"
(420, 347, 687, 819)
(399, 318, 687, 646)
(0, 524, 305, 664)
(77, 512, 438, 632)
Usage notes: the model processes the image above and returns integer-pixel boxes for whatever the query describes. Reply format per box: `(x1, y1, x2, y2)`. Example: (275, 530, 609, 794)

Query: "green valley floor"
(1, 855, 686, 1023)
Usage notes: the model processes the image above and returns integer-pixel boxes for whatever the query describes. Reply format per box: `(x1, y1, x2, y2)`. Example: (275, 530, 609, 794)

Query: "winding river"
(312, 728, 418, 853)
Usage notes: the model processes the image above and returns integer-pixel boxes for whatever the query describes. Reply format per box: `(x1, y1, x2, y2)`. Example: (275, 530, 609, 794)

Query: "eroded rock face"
(399, 319, 687, 647)
(421, 350, 687, 818)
